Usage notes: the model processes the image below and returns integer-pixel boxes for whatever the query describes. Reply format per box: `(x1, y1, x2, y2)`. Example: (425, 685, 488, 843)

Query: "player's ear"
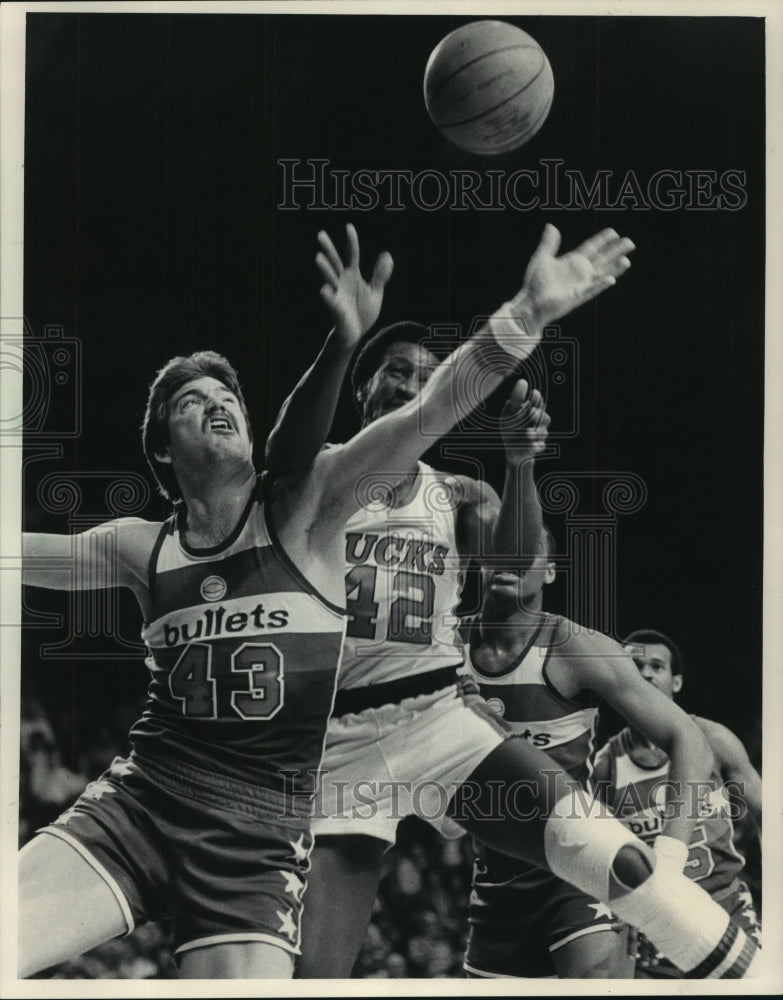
(544, 561, 556, 585)
(672, 673, 683, 695)
(154, 448, 173, 465)
(355, 382, 367, 405)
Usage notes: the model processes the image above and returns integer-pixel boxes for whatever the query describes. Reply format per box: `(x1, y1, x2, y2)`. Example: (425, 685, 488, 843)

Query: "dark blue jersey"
(130, 482, 346, 807)
(464, 613, 599, 879)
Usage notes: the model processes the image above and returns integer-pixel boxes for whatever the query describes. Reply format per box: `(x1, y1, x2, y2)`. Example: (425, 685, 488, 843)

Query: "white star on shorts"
(281, 871, 304, 900)
(53, 806, 82, 826)
(82, 779, 117, 801)
(276, 908, 297, 940)
(109, 759, 136, 778)
(289, 833, 309, 863)
(588, 902, 614, 921)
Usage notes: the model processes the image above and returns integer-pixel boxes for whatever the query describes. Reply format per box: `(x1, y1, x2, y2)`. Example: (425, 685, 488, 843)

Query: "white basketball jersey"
(340, 462, 467, 688)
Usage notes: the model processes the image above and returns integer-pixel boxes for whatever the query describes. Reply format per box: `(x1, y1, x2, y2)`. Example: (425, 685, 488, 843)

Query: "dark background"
(21, 13, 764, 766)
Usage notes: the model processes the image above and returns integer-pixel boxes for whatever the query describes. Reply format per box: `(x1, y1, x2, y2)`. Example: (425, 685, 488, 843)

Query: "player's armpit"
(22, 518, 159, 592)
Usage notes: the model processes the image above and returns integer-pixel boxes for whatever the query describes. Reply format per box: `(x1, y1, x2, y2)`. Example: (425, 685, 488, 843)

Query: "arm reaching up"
(493, 379, 550, 566)
(278, 223, 634, 575)
(265, 224, 393, 476)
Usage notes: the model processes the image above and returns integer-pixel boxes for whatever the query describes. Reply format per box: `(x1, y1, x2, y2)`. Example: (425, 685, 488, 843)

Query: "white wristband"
(486, 300, 540, 363)
(654, 835, 689, 874)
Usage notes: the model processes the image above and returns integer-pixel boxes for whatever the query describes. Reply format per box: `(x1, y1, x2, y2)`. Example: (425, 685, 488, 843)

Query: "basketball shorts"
(311, 677, 510, 845)
(635, 878, 761, 978)
(463, 862, 622, 978)
(39, 756, 313, 958)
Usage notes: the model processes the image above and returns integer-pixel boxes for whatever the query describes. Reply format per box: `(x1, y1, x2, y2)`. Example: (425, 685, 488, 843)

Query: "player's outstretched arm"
(22, 519, 158, 595)
(264, 224, 394, 477)
(312, 224, 633, 528)
(698, 718, 762, 829)
(573, 636, 713, 855)
(492, 380, 550, 565)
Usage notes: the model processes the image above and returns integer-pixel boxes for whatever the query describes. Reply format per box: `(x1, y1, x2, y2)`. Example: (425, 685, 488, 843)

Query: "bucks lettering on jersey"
(131, 481, 346, 798)
(598, 727, 745, 896)
(340, 462, 466, 688)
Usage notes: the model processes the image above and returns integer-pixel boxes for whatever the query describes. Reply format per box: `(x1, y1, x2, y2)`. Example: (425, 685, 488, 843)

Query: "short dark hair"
(350, 321, 433, 414)
(623, 628, 684, 677)
(141, 351, 252, 503)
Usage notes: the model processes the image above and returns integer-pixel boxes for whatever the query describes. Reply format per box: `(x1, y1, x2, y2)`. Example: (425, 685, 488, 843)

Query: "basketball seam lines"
(426, 45, 543, 103)
(439, 60, 549, 130)
(452, 90, 553, 155)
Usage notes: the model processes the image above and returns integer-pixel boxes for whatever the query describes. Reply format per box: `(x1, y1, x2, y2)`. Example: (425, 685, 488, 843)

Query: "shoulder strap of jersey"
(540, 615, 596, 710)
(261, 478, 345, 618)
(146, 512, 176, 603)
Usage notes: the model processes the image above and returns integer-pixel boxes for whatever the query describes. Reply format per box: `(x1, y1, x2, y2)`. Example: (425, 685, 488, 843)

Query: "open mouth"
(207, 415, 234, 433)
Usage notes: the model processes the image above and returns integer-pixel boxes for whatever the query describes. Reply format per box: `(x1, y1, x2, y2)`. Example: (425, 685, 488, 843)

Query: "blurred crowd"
(20, 693, 760, 980)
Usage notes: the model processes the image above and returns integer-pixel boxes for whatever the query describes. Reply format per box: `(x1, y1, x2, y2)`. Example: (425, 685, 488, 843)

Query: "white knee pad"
(543, 791, 758, 977)
(542, 788, 644, 902)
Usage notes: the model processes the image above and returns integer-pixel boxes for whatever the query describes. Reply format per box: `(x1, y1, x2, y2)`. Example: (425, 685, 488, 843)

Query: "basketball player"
(267, 224, 761, 980)
(18, 221, 633, 979)
(593, 630, 762, 977)
(460, 406, 629, 979)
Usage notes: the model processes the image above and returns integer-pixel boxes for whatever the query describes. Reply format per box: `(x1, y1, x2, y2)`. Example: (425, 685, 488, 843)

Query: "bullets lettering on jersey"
(626, 814, 664, 841)
(162, 603, 289, 646)
(516, 727, 554, 747)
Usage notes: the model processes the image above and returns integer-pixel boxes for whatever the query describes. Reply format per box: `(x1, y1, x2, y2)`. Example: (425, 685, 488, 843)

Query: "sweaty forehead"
(381, 340, 438, 371)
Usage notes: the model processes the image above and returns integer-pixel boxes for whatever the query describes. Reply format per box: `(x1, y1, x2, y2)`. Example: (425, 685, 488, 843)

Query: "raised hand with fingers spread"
(510, 224, 635, 334)
(316, 223, 394, 347)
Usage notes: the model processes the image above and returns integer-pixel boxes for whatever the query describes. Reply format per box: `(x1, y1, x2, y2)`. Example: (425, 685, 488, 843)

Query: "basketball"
(423, 20, 554, 155)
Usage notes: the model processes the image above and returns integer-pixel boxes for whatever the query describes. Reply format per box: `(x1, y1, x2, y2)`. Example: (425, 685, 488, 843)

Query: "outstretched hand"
(517, 224, 635, 328)
(316, 224, 394, 347)
(500, 379, 551, 463)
